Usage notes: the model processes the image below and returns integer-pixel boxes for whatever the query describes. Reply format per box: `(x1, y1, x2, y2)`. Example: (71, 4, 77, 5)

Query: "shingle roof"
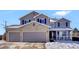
(7, 25, 21, 28)
(7, 21, 51, 28)
(20, 11, 39, 20)
(73, 28, 79, 32)
(50, 18, 58, 22)
(57, 18, 70, 22)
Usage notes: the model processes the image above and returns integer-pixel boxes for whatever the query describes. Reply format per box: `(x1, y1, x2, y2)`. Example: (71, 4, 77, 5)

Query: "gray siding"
(55, 21, 70, 28)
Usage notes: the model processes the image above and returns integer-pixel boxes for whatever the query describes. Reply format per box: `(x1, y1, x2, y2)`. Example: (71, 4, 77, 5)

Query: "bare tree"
(0, 20, 7, 40)
(4, 20, 7, 33)
(0, 20, 7, 33)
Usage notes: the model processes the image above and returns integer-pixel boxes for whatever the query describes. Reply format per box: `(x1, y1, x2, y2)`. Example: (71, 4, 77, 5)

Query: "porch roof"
(49, 28, 72, 31)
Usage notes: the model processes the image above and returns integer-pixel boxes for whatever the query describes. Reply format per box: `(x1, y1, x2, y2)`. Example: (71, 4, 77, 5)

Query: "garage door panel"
(23, 32, 46, 42)
(9, 32, 20, 42)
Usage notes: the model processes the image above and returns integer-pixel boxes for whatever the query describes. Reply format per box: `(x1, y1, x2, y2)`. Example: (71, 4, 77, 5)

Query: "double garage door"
(9, 32, 46, 42)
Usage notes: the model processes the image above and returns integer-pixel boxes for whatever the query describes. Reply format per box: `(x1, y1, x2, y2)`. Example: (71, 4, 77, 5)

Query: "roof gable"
(20, 11, 39, 20)
(73, 28, 79, 32)
(33, 14, 49, 18)
(57, 18, 70, 22)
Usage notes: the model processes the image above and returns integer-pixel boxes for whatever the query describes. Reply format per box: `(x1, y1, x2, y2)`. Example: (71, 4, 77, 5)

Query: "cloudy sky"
(0, 10, 79, 35)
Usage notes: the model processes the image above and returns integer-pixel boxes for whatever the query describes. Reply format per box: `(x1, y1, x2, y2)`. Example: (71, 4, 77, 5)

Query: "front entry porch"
(49, 30, 72, 41)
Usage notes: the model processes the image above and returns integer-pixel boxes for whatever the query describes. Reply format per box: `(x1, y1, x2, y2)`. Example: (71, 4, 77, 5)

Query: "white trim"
(7, 21, 51, 29)
(33, 14, 40, 18)
(8, 31, 20, 32)
(33, 14, 48, 18)
(49, 28, 72, 31)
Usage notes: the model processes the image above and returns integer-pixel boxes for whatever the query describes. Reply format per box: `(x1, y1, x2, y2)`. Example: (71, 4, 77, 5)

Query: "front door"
(49, 31, 52, 39)
(49, 31, 56, 42)
(52, 31, 56, 40)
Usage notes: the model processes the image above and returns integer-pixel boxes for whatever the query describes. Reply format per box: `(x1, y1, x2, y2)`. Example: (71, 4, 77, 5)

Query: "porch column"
(67, 31, 72, 41)
(56, 31, 57, 40)
(66, 31, 68, 40)
(46, 30, 49, 42)
(56, 31, 59, 40)
(59, 31, 62, 40)
(70, 31, 72, 40)
(57, 31, 59, 40)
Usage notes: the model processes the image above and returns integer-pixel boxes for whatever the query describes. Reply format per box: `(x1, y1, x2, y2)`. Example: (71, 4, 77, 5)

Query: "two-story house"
(6, 11, 72, 42)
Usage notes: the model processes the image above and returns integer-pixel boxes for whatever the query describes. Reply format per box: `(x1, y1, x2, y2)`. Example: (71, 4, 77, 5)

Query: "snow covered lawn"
(0, 40, 45, 49)
(45, 41, 79, 49)
(1, 40, 79, 49)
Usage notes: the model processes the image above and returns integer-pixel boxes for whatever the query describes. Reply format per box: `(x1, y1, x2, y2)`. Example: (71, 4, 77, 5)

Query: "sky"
(0, 10, 79, 35)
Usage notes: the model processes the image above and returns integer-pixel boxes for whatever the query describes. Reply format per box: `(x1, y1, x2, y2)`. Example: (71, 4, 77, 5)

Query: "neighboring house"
(6, 11, 72, 42)
(72, 28, 79, 41)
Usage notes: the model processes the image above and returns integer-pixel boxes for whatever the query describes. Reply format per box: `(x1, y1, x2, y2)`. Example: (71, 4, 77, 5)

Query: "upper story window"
(66, 22, 68, 27)
(58, 22, 60, 27)
(29, 20, 31, 22)
(37, 18, 46, 24)
(22, 20, 25, 24)
(40, 19, 42, 23)
(37, 19, 40, 22)
(40, 19, 45, 24)
(45, 18, 46, 24)
(22, 20, 29, 24)
(25, 21, 26, 24)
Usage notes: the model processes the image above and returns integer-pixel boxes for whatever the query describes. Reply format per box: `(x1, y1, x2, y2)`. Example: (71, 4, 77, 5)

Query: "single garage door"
(23, 32, 46, 42)
(9, 32, 20, 42)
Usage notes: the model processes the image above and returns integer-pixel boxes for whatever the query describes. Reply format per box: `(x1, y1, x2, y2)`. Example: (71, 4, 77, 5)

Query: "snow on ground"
(0, 40, 6, 44)
(45, 41, 79, 49)
(0, 40, 45, 49)
(1, 40, 79, 49)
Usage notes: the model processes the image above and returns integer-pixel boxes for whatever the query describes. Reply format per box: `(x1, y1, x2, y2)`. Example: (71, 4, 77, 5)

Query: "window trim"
(45, 18, 46, 24)
(58, 22, 60, 27)
(37, 19, 40, 22)
(22, 20, 25, 24)
(66, 22, 68, 27)
(29, 20, 31, 22)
